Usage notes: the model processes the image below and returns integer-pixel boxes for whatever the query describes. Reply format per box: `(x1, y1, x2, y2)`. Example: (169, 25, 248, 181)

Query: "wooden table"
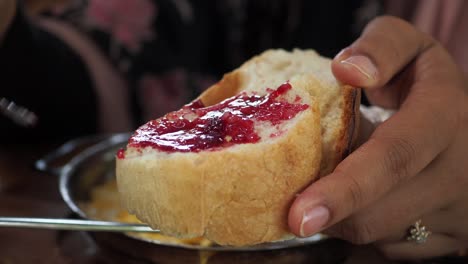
(0, 143, 465, 264)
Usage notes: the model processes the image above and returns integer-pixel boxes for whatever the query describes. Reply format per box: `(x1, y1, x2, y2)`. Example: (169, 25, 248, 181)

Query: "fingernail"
(299, 205, 330, 237)
(340, 55, 378, 81)
(334, 48, 352, 61)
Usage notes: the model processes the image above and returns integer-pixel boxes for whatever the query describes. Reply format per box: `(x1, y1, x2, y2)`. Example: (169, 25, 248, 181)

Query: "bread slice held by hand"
(116, 49, 360, 246)
(201, 49, 360, 176)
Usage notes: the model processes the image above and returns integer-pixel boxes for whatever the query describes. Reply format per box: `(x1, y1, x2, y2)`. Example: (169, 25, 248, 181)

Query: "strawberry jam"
(128, 83, 308, 153)
(116, 148, 126, 159)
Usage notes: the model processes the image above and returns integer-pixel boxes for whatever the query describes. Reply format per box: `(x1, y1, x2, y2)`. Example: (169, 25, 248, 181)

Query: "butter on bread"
(116, 49, 360, 246)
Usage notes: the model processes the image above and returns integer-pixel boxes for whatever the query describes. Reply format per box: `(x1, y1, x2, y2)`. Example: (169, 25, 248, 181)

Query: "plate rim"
(58, 133, 329, 251)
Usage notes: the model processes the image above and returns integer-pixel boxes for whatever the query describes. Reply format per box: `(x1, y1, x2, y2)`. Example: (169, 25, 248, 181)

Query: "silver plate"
(52, 133, 328, 251)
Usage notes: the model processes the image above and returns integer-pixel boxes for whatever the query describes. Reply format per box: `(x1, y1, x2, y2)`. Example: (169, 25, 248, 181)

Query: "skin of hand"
(288, 15, 468, 260)
(0, 0, 16, 42)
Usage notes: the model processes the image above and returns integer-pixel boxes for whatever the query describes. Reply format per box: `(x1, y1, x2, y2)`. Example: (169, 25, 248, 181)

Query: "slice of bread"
(199, 49, 360, 176)
(116, 49, 360, 246)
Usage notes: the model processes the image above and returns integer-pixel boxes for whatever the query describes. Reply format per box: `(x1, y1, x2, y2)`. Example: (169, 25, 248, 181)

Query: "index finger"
(288, 16, 464, 239)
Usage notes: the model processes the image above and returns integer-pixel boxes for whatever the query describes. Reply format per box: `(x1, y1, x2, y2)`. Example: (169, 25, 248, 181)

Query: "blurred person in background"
(1, 0, 467, 260)
(1, 0, 466, 140)
(0, 0, 369, 142)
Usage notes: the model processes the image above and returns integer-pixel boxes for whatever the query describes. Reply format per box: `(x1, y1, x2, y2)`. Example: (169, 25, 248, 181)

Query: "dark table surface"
(0, 143, 466, 264)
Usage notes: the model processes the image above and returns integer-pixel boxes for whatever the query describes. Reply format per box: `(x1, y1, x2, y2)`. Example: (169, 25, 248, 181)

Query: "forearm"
(0, 0, 16, 43)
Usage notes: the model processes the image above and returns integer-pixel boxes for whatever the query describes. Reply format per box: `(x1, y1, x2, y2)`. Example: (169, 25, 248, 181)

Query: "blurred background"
(1, 0, 467, 145)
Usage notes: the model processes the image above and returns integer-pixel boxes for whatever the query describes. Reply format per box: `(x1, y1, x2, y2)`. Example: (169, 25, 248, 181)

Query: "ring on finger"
(406, 219, 431, 244)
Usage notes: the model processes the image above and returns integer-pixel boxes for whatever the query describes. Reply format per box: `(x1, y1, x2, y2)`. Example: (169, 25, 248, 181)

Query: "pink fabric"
(385, 0, 468, 72)
(139, 70, 190, 121)
(86, 0, 156, 52)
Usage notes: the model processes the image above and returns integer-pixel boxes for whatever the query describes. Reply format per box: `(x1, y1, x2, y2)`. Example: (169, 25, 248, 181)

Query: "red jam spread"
(127, 83, 308, 153)
(117, 148, 126, 159)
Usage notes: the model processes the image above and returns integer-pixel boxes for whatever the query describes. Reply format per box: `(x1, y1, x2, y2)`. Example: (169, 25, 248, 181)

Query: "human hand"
(288, 16, 468, 260)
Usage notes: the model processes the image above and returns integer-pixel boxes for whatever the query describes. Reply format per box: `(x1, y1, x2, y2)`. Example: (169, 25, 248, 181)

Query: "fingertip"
(331, 54, 378, 88)
(288, 195, 305, 236)
(331, 59, 360, 86)
(288, 188, 331, 237)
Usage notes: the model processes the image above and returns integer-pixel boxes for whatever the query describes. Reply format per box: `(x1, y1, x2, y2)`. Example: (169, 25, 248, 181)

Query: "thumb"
(288, 16, 452, 239)
(331, 16, 433, 90)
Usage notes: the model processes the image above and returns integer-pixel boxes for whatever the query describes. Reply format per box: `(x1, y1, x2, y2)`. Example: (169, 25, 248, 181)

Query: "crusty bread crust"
(337, 86, 361, 164)
(196, 71, 244, 107)
(198, 49, 361, 176)
(322, 85, 361, 176)
(116, 49, 360, 246)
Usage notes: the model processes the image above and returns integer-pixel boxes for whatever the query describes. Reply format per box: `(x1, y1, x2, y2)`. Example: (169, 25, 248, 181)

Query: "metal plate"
(56, 133, 328, 251)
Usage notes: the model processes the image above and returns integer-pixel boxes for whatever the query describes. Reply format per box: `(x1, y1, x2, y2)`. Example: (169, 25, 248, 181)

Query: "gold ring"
(406, 219, 431, 244)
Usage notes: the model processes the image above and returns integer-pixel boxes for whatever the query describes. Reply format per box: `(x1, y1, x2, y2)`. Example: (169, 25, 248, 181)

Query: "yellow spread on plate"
(82, 179, 213, 247)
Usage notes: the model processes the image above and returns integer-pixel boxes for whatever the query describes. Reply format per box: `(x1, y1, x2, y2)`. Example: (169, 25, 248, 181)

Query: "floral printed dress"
(1, 0, 374, 143)
(50, 0, 369, 124)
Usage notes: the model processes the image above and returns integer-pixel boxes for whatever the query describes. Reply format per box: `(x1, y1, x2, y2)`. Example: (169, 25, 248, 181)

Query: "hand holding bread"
(289, 16, 468, 260)
(117, 15, 468, 259)
(116, 49, 360, 246)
